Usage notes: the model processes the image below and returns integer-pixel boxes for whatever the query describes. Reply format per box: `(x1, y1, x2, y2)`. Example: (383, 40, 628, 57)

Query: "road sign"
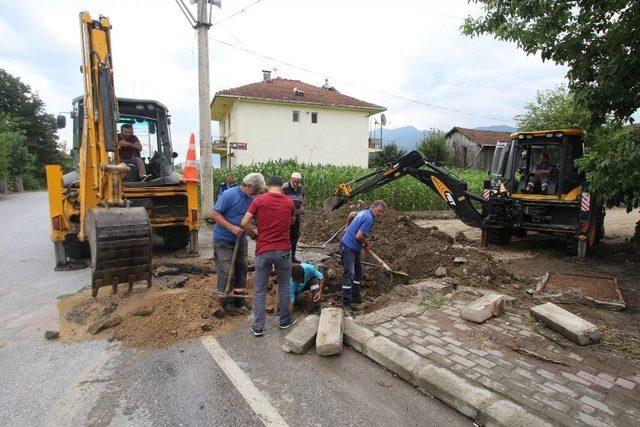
(230, 142, 247, 150)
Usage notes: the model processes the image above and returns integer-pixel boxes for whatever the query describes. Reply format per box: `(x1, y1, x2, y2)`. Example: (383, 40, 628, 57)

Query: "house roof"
(444, 127, 511, 146)
(211, 77, 385, 112)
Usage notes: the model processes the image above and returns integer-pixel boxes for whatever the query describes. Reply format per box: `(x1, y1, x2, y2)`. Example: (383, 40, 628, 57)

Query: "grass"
(422, 293, 447, 309)
(211, 159, 486, 212)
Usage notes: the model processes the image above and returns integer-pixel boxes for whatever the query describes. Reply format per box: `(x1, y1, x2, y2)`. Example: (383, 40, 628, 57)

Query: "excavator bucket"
(323, 196, 341, 213)
(86, 207, 152, 297)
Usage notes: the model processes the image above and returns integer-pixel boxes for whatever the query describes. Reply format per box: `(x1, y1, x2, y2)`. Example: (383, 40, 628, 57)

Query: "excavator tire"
(487, 227, 512, 245)
(159, 226, 190, 250)
(86, 207, 152, 298)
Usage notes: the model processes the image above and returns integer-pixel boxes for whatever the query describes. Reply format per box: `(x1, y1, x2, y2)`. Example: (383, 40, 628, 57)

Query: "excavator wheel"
(486, 227, 512, 245)
(86, 207, 152, 298)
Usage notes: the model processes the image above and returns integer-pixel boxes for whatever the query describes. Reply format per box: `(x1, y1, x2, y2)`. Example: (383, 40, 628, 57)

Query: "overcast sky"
(0, 0, 569, 161)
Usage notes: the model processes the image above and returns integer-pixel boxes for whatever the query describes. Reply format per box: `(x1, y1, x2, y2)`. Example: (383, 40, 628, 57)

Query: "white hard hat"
(291, 172, 302, 180)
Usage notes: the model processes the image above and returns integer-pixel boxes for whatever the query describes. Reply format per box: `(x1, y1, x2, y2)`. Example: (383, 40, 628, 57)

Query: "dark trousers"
(252, 250, 292, 330)
(290, 214, 301, 258)
(214, 239, 248, 299)
(340, 243, 362, 307)
(294, 277, 321, 308)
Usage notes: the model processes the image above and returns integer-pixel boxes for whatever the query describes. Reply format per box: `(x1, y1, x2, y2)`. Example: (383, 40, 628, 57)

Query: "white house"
(210, 71, 385, 168)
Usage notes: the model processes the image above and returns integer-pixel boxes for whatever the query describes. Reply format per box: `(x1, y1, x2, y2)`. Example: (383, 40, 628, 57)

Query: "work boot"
(222, 300, 238, 315)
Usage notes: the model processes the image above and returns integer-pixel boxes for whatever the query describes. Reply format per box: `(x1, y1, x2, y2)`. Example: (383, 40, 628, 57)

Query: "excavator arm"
(78, 12, 153, 297)
(326, 150, 487, 227)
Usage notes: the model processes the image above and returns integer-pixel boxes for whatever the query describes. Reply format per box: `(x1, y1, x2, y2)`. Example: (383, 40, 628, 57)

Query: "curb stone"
(344, 319, 552, 427)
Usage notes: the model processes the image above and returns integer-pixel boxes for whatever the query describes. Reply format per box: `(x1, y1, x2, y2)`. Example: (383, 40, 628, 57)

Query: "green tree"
(417, 129, 451, 166)
(368, 142, 406, 169)
(515, 86, 590, 131)
(0, 69, 64, 182)
(463, 1, 640, 125)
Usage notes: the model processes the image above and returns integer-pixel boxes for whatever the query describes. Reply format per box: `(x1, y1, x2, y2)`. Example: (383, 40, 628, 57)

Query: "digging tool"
(298, 224, 347, 250)
(329, 252, 382, 268)
(224, 237, 249, 298)
(367, 249, 410, 283)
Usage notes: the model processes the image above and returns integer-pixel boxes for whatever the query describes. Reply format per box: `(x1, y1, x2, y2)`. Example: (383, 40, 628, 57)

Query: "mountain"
(473, 125, 516, 132)
(371, 125, 516, 151)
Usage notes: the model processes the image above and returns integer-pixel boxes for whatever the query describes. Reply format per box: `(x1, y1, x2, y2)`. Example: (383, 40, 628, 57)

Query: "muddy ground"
(56, 206, 639, 358)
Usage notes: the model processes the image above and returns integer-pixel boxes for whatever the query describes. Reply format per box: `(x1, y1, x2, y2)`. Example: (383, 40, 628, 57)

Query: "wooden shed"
(444, 127, 512, 170)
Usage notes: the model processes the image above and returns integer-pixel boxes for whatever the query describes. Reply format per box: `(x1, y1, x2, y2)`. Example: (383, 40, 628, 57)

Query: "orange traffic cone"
(181, 133, 199, 182)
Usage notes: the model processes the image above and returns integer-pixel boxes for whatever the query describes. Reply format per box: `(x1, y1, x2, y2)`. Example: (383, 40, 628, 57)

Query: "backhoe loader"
(45, 12, 199, 297)
(327, 129, 604, 257)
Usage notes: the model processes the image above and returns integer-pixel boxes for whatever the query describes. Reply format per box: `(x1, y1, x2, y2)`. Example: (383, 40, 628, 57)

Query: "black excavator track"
(86, 207, 152, 297)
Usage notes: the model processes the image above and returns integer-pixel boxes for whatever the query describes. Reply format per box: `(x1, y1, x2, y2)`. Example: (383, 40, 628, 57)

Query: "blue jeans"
(340, 243, 362, 306)
(252, 250, 292, 331)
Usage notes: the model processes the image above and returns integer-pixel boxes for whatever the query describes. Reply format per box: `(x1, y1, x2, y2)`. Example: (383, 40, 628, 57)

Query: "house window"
(311, 112, 318, 124)
(292, 111, 300, 122)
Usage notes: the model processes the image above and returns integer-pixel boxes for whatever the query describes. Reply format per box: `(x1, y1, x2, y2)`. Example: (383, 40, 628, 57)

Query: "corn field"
(211, 159, 486, 212)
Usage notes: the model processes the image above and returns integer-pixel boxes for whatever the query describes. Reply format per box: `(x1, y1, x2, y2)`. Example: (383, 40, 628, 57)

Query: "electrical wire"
(211, 38, 512, 123)
(174, 0, 197, 27)
(212, 0, 264, 27)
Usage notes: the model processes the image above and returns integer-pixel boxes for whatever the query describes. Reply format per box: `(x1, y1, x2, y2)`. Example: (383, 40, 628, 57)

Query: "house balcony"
(368, 137, 383, 152)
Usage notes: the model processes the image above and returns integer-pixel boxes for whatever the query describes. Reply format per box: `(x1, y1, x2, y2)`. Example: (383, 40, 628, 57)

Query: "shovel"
(367, 249, 410, 283)
(299, 224, 346, 250)
(224, 237, 249, 299)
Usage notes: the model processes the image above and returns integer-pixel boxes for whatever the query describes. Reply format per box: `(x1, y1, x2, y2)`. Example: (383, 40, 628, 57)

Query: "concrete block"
(316, 308, 344, 356)
(363, 336, 423, 382)
(484, 399, 554, 427)
(282, 314, 319, 354)
(530, 302, 601, 345)
(461, 293, 505, 323)
(343, 318, 375, 353)
(412, 280, 454, 297)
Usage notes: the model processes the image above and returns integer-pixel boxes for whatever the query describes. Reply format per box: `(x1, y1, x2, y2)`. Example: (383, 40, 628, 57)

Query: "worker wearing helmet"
(283, 171, 304, 263)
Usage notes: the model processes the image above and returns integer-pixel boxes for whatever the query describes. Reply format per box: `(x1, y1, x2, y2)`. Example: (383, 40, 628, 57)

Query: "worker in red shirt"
(241, 176, 296, 336)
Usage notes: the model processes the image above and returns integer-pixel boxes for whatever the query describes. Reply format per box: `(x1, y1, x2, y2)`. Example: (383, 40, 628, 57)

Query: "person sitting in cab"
(117, 124, 150, 182)
(525, 153, 555, 194)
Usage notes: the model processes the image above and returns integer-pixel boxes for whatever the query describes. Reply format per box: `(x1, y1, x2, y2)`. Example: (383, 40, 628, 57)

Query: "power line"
(212, 0, 264, 27)
(211, 38, 512, 123)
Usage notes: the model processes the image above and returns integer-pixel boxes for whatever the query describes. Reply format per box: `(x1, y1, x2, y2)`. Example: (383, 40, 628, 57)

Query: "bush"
(417, 130, 451, 166)
(211, 159, 485, 212)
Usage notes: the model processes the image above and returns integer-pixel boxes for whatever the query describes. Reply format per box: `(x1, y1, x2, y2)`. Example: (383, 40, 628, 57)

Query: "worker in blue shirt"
(289, 263, 325, 314)
(339, 200, 387, 316)
(208, 173, 265, 312)
(217, 172, 237, 199)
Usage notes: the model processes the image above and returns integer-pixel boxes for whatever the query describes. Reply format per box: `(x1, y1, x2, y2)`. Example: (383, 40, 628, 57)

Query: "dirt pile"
(302, 207, 514, 284)
(57, 269, 245, 349)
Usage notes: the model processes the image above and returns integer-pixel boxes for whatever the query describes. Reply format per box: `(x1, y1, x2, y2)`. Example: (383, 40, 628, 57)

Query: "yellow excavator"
(45, 12, 200, 297)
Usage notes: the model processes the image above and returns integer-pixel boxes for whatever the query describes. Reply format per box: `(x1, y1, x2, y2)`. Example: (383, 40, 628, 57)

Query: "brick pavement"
(359, 293, 640, 426)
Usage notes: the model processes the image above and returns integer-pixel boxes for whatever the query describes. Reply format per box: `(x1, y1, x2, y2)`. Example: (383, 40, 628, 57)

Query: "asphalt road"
(0, 192, 469, 426)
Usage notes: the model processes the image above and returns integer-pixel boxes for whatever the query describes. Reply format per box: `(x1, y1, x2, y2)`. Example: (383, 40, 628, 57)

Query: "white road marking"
(200, 336, 289, 427)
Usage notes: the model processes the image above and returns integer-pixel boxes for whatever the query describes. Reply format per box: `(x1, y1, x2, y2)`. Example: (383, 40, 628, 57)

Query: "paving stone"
(467, 347, 489, 357)
(390, 334, 411, 347)
(282, 314, 319, 354)
(461, 293, 505, 323)
(577, 371, 614, 389)
(536, 368, 566, 384)
(427, 345, 450, 357)
(562, 372, 592, 386)
(575, 411, 611, 427)
(477, 376, 509, 394)
(530, 302, 601, 345)
(465, 371, 481, 381)
(514, 358, 536, 369)
(408, 342, 432, 357)
(543, 381, 578, 399)
(615, 377, 636, 390)
(373, 326, 392, 337)
(446, 344, 470, 357)
(409, 334, 425, 345)
(441, 336, 463, 347)
(423, 335, 445, 345)
(453, 323, 472, 332)
(316, 308, 343, 356)
(450, 354, 476, 368)
(532, 393, 570, 412)
(343, 318, 375, 353)
(579, 396, 616, 416)
(597, 372, 616, 383)
(475, 357, 496, 369)
(391, 327, 409, 337)
(426, 352, 454, 368)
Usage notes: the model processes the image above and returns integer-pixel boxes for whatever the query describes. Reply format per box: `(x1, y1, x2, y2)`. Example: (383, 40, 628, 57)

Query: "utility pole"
(196, 0, 214, 214)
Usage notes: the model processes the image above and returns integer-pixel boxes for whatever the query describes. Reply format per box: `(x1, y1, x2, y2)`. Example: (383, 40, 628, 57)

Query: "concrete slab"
(343, 318, 375, 353)
(316, 308, 344, 356)
(363, 336, 424, 383)
(282, 314, 320, 354)
(461, 293, 505, 323)
(530, 302, 601, 345)
(412, 280, 454, 297)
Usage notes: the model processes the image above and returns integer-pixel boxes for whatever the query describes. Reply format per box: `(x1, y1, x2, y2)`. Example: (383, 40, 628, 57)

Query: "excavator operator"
(117, 123, 150, 182)
(525, 153, 555, 194)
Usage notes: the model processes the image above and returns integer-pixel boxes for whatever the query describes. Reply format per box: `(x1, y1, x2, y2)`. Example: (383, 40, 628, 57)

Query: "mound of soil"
(57, 271, 245, 349)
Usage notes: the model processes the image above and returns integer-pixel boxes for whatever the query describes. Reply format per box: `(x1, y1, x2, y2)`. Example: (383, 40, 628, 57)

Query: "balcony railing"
(368, 137, 383, 151)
